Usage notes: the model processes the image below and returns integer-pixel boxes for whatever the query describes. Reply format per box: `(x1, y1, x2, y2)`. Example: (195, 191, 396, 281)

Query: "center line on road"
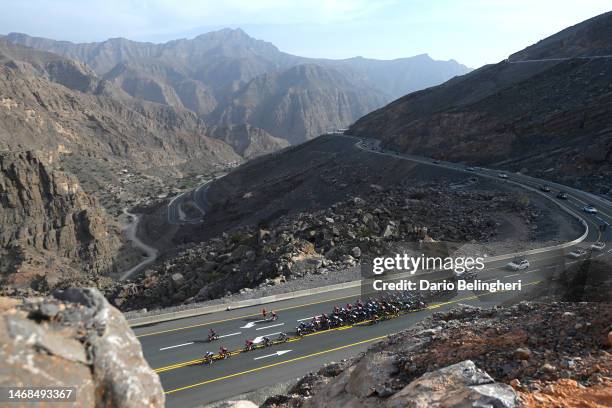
(159, 342, 194, 351)
(506, 273, 519, 277)
(219, 332, 242, 338)
(256, 323, 285, 330)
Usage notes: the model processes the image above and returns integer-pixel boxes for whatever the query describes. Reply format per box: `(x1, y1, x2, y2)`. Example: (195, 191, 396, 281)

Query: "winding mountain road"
(142, 135, 611, 407)
(119, 208, 159, 281)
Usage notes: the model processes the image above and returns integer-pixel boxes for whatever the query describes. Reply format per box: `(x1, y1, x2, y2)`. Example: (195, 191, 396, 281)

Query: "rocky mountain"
(0, 151, 121, 290)
(348, 11, 612, 194)
(206, 123, 289, 159)
(264, 301, 611, 408)
(0, 288, 164, 407)
(209, 64, 387, 143)
(0, 39, 289, 197)
(3, 29, 470, 145)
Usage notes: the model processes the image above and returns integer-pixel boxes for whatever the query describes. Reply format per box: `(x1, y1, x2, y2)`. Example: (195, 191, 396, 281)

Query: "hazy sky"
(2, 0, 610, 67)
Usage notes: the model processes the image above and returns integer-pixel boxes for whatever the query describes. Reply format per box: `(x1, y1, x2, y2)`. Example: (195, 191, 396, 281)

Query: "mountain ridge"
(2, 29, 471, 144)
(348, 11, 612, 193)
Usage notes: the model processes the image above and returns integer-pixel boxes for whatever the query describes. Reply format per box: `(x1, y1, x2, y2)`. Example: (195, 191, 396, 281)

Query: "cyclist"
(219, 346, 229, 358)
(203, 350, 214, 364)
(245, 339, 255, 351)
(208, 328, 218, 341)
(271, 311, 278, 321)
(262, 308, 267, 319)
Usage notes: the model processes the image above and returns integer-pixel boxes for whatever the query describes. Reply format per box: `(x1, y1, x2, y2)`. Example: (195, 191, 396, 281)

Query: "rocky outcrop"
(0, 288, 164, 407)
(0, 150, 121, 289)
(263, 302, 611, 407)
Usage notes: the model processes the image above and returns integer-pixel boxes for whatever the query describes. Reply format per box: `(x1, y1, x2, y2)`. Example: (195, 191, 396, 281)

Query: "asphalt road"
(147, 136, 611, 407)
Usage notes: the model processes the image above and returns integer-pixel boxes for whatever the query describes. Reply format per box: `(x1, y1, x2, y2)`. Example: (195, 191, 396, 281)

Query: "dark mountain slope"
(348, 12, 612, 193)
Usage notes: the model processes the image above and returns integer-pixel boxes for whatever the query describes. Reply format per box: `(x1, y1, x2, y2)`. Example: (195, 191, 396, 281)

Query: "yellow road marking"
(154, 280, 542, 374)
(164, 280, 545, 395)
(164, 335, 387, 395)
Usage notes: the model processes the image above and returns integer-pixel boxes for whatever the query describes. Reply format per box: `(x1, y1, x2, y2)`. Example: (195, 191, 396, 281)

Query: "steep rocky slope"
(3, 29, 470, 145)
(207, 123, 290, 159)
(112, 181, 541, 310)
(0, 151, 121, 290)
(264, 301, 611, 408)
(348, 11, 612, 194)
(0, 40, 290, 203)
(209, 64, 387, 143)
(0, 288, 164, 407)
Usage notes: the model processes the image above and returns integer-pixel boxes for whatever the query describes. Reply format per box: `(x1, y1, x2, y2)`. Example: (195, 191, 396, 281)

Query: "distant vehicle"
(568, 248, 588, 258)
(540, 185, 551, 192)
(498, 173, 508, 179)
(556, 192, 568, 200)
(433, 160, 440, 164)
(506, 259, 530, 271)
(583, 205, 598, 214)
(591, 242, 606, 251)
(466, 166, 476, 171)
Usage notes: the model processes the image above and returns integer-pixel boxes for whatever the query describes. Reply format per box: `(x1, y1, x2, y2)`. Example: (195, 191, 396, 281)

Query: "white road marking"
(218, 332, 242, 338)
(241, 320, 267, 329)
(595, 216, 610, 225)
(253, 333, 282, 344)
(254, 350, 292, 360)
(525, 268, 540, 273)
(256, 323, 285, 331)
(506, 273, 520, 277)
(159, 342, 194, 351)
(297, 316, 315, 322)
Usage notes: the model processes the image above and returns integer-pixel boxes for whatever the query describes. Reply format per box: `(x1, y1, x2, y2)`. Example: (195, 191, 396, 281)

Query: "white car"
(568, 248, 588, 258)
(591, 242, 606, 251)
(498, 173, 508, 179)
(583, 205, 598, 214)
(506, 259, 529, 271)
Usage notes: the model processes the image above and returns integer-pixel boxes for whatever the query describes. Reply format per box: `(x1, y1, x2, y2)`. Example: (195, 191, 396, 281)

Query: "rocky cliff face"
(348, 11, 612, 194)
(0, 151, 121, 289)
(263, 302, 611, 408)
(0, 288, 164, 407)
(209, 64, 387, 144)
